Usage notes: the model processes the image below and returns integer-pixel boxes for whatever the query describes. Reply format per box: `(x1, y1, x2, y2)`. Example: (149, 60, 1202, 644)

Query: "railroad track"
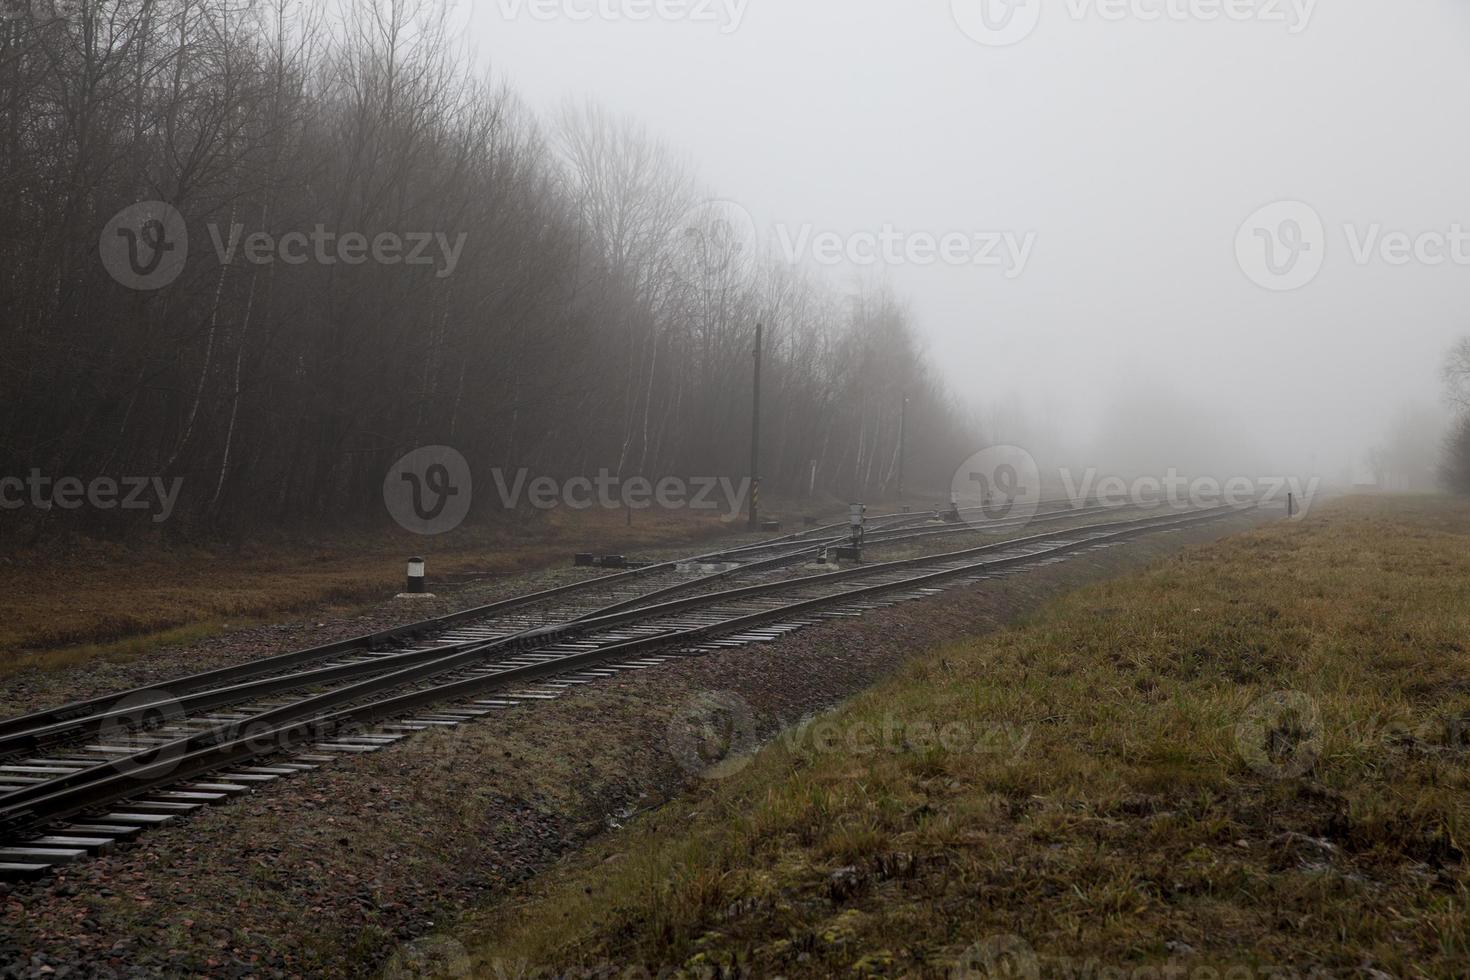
(0, 500, 1245, 879)
(0, 499, 1103, 801)
(0, 495, 1104, 751)
(0, 501, 1087, 773)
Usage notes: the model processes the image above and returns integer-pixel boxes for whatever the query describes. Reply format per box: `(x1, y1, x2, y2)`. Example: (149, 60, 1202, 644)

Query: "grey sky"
(457, 0, 1470, 482)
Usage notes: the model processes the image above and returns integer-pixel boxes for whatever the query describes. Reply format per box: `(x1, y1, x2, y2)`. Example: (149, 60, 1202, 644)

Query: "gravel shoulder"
(0, 509, 1268, 978)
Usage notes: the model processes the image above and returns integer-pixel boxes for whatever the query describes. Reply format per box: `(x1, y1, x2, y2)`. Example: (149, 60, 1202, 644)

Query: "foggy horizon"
(456, 0, 1470, 484)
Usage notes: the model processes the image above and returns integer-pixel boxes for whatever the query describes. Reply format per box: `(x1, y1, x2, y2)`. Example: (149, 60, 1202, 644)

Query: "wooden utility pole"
(748, 322, 762, 530)
(897, 393, 908, 504)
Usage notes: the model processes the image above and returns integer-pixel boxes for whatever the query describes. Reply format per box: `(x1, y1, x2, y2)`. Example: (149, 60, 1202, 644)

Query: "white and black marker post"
(849, 502, 865, 550)
(406, 557, 426, 594)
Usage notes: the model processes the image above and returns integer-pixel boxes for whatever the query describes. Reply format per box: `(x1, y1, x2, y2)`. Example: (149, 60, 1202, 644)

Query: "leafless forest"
(0, 0, 977, 540)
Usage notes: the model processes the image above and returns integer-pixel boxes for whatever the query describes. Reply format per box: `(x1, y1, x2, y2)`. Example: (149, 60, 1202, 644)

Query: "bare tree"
(0, 3, 979, 544)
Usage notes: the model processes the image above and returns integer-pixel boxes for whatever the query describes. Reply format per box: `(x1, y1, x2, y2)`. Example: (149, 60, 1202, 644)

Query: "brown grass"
(455, 495, 1470, 979)
(0, 507, 741, 679)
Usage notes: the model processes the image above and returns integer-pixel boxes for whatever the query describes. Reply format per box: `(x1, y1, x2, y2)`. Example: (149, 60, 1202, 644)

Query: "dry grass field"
(0, 508, 741, 680)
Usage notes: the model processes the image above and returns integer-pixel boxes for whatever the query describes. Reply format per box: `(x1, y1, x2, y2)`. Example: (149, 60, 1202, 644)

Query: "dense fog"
(5, 0, 1466, 540)
(467, 0, 1470, 488)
